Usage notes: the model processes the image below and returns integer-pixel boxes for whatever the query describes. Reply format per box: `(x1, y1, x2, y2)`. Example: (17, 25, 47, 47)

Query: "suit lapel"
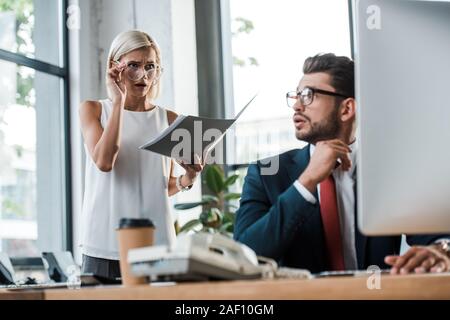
(285, 145, 319, 198)
(286, 145, 328, 268)
(286, 147, 307, 182)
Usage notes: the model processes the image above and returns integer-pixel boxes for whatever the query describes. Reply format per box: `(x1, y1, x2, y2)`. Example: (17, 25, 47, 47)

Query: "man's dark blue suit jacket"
(234, 145, 449, 273)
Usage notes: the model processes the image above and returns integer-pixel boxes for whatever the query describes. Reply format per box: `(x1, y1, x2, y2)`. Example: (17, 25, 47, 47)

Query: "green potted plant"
(174, 164, 241, 237)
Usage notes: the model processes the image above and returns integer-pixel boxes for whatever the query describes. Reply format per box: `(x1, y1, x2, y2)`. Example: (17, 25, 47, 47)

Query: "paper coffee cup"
(117, 218, 154, 286)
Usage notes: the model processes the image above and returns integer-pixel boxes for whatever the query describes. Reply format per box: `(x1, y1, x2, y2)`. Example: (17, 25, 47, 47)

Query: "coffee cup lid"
(118, 218, 154, 229)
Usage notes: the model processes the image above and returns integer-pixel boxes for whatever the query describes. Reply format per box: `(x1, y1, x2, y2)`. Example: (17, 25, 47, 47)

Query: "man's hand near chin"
(384, 245, 450, 275)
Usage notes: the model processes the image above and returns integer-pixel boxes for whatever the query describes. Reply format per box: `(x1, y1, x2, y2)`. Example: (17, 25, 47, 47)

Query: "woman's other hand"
(178, 154, 205, 186)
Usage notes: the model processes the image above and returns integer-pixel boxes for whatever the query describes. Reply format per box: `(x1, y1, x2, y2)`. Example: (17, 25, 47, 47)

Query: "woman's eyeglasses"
(113, 61, 163, 82)
(286, 87, 349, 108)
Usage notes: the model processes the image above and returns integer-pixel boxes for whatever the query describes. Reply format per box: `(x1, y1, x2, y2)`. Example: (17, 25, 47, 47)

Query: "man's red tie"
(319, 174, 345, 271)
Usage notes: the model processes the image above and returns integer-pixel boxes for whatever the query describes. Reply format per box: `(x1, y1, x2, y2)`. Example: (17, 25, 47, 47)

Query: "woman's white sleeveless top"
(80, 99, 175, 260)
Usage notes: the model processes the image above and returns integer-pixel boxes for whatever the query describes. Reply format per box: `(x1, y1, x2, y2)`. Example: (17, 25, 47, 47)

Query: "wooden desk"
(0, 288, 44, 300)
(40, 273, 450, 300)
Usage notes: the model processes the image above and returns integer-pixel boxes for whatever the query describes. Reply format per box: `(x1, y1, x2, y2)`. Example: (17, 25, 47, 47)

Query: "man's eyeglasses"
(286, 87, 349, 108)
(113, 61, 163, 82)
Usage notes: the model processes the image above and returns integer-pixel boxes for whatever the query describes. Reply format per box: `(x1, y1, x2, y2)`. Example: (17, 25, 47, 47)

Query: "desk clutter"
(0, 232, 313, 291)
(4, 232, 399, 292)
(0, 251, 85, 290)
(128, 232, 312, 282)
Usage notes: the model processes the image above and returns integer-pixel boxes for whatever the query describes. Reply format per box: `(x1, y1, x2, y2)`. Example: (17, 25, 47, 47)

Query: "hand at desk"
(385, 245, 450, 275)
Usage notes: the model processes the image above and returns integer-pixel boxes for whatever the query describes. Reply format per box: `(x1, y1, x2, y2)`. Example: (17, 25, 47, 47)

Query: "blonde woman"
(79, 30, 203, 280)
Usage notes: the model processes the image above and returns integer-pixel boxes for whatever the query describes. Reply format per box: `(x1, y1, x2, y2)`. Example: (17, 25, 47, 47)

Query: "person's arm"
(166, 110, 179, 196)
(168, 160, 178, 196)
(233, 163, 319, 260)
(79, 100, 125, 172)
(79, 61, 127, 172)
(234, 140, 352, 260)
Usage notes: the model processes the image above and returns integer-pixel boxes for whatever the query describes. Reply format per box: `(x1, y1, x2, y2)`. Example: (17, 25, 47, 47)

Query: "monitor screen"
(351, 0, 450, 235)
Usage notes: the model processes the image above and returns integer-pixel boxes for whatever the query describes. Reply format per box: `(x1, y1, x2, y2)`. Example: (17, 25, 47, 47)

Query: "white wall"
(69, 0, 200, 263)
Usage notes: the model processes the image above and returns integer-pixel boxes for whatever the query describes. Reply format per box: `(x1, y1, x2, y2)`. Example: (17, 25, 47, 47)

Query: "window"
(0, 0, 70, 256)
(226, 0, 351, 165)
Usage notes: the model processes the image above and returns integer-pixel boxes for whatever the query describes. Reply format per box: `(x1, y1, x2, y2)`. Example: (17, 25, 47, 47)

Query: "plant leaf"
(219, 222, 234, 233)
(179, 219, 202, 233)
(174, 195, 219, 210)
(201, 195, 219, 204)
(199, 208, 223, 228)
(224, 193, 241, 201)
(210, 207, 223, 222)
(174, 220, 181, 235)
(201, 226, 216, 234)
(205, 165, 224, 193)
(174, 202, 204, 210)
(222, 212, 236, 224)
(224, 174, 239, 188)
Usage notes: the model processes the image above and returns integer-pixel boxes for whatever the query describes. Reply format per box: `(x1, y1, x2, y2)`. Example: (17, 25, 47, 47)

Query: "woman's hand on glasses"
(106, 60, 127, 105)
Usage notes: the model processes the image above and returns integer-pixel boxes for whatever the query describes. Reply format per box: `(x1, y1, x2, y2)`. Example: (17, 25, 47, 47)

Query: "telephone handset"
(0, 253, 16, 285)
(42, 251, 79, 283)
(201, 232, 262, 273)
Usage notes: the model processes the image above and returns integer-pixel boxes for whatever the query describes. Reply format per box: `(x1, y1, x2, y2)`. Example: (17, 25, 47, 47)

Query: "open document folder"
(139, 94, 257, 163)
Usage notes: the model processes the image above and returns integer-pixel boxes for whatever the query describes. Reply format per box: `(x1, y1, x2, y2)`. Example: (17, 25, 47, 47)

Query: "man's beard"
(295, 107, 341, 144)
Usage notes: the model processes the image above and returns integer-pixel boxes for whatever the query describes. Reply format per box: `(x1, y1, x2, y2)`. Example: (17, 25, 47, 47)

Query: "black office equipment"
(0, 253, 15, 285)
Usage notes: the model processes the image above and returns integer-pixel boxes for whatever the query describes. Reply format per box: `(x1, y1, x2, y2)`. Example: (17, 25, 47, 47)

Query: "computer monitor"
(352, 0, 450, 235)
